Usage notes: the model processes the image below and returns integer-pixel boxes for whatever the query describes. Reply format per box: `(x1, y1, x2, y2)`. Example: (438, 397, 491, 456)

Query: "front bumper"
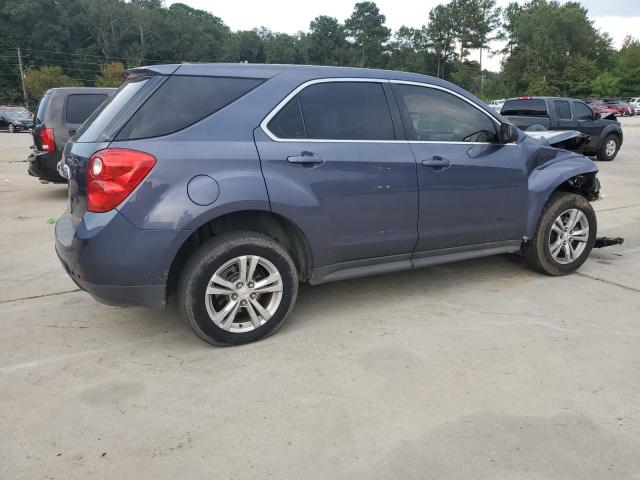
(54, 210, 185, 308)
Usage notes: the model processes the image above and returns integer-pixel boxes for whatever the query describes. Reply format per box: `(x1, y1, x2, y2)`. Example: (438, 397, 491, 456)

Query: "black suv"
(29, 87, 116, 182)
(0, 106, 34, 133)
(501, 97, 623, 161)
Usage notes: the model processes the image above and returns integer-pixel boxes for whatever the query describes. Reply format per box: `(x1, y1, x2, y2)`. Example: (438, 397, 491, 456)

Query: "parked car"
(604, 99, 634, 116)
(630, 97, 640, 115)
(28, 87, 116, 183)
(501, 96, 623, 161)
(0, 106, 34, 132)
(587, 100, 618, 118)
(488, 99, 505, 111)
(55, 64, 602, 346)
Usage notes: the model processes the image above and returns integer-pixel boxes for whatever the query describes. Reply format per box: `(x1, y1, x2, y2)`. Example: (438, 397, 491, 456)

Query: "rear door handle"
(287, 151, 325, 165)
(421, 156, 451, 171)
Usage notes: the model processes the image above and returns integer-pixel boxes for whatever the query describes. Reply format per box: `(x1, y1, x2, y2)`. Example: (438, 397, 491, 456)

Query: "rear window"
(65, 94, 108, 124)
(553, 100, 571, 120)
(115, 76, 264, 140)
(501, 99, 548, 116)
(35, 93, 50, 124)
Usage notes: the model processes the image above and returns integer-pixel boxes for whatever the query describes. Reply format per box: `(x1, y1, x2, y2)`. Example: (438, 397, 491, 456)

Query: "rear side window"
(553, 100, 571, 120)
(65, 94, 108, 124)
(299, 82, 394, 140)
(116, 76, 264, 140)
(268, 97, 306, 139)
(394, 84, 498, 143)
(501, 99, 548, 116)
(35, 93, 50, 124)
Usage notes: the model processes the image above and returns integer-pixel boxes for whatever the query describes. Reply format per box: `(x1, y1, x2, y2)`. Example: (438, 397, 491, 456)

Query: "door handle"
(421, 156, 451, 171)
(287, 151, 325, 165)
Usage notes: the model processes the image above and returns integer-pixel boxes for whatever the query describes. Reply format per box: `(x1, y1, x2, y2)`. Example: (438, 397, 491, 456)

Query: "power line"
(21, 47, 166, 64)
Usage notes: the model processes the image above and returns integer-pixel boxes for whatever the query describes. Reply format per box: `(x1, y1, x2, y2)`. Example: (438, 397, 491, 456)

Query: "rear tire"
(178, 231, 298, 346)
(8, 123, 15, 133)
(522, 192, 596, 276)
(597, 134, 619, 161)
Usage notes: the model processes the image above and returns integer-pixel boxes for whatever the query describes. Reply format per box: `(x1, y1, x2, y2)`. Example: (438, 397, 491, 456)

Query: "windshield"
(74, 75, 165, 143)
(5, 110, 31, 120)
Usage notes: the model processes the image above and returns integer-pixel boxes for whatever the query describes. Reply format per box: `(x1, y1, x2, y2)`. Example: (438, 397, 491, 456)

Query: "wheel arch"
(525, 156, 599, 239)
(165, 210, 314, 301)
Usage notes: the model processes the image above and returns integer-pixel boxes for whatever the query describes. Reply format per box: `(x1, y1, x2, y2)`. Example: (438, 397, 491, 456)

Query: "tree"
(307, 16, 346, 65)
(25, 66, 81, 101)
(96, 62, 125, 87)
(500, 0, 614, 97)
(615, 36, 640, 97)
(591, 72, 620, 98)
(344, 2, 390, 67)
(426, 4, 457, 78)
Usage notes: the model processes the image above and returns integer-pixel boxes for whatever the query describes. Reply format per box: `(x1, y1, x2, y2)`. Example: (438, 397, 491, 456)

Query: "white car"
(488, 99, 506, 112)
(630, 97, 640, 115)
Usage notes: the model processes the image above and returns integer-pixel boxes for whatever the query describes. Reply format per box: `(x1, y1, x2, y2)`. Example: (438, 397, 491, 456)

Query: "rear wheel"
(8, 123, 15, 133)
(523, 192, 596, 276)
(178, 232, 298, 346)
(597, 134, 619, 161)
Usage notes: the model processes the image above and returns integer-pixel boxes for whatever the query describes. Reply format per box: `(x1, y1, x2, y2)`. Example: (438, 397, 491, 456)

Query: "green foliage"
(615, 36, 640, 96)
(0, 0, 635, 104)
(344, 2, 390, 67)
(501, 0, 614, 98)
(591, 72, 620, 98)
(24, 66, 81, 100)
(95, 62, 125, 87)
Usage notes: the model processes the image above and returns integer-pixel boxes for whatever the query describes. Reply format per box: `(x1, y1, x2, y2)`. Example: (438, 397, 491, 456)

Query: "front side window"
(267, 81, 395, 141)
(395, 84, 498, 143)
(574, 102, 593, 120)
(553, 100, 572, 120)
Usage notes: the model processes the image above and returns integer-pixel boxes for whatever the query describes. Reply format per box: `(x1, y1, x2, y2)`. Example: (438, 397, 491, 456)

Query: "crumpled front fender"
(525, 151, 598, 239)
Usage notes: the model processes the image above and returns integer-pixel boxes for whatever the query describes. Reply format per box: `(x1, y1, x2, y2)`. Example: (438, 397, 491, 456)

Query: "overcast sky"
(167, 0, 639, 71)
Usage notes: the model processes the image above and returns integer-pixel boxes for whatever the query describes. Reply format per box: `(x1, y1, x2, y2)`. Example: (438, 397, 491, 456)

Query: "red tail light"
(87, 149, 156, 213)
(39, 128, 55, 152)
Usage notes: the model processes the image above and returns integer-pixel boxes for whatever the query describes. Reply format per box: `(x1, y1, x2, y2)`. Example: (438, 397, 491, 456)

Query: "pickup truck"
(501, 96, 623, 161)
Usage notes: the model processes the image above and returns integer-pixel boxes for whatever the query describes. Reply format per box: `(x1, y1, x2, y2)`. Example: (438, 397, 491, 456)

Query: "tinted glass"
(35, 93, 50, 124)
(76, 76, 161, 143)
(574, 102, 593, 120)
(268, 97, 306, 139)
(553, 100, 571, 120)
(395, 84, 498, 142)
(65, 94, 108, 124)
(116, 76, 264, 140)
(501, 99, 548, 116)
(297, 82, 395, 140)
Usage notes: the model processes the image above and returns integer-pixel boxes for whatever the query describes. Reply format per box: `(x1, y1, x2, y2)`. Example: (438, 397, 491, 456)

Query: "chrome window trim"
(260, 77, 514, 146)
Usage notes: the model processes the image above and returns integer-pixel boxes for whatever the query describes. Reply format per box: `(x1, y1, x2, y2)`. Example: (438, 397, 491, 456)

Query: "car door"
(390, 81, 528, 258)
(572, 100, 604, 150)
(254, 79, 419, 269)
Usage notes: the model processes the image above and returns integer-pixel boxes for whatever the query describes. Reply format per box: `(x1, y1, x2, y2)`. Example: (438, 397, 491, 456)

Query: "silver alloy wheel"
(204, 255, 283, 333)
(8, 123, 14, 133)
(605, 139, 617, 158)
(548, 208, 589, 265)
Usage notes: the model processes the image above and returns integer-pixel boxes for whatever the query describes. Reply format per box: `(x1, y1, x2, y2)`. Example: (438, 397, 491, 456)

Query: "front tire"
(178, 232, 298, 346)
(8, 123, 15, 133)
(523, 192, 596, 276)
(597, 134, 619, 161)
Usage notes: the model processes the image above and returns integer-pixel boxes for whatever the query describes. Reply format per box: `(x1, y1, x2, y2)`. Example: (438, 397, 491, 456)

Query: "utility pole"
(16, 47, 29, 109)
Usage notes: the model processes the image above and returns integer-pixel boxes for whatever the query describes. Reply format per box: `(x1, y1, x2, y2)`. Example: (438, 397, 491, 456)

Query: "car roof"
(128, 62, 448, 84)
(44, 87, 117, 95)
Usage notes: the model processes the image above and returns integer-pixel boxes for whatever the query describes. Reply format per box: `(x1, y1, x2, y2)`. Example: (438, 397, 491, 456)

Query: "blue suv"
(55, 64, 601, 345)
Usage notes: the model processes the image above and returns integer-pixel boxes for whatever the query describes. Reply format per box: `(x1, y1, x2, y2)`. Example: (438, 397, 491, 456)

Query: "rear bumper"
(54, 210, 186, 308)
(28, 151, 66, 183)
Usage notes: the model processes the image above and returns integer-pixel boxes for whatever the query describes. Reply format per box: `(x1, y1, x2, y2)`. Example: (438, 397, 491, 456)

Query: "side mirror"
(499, 122, 518, 144)
(593, 112, 601, 120)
